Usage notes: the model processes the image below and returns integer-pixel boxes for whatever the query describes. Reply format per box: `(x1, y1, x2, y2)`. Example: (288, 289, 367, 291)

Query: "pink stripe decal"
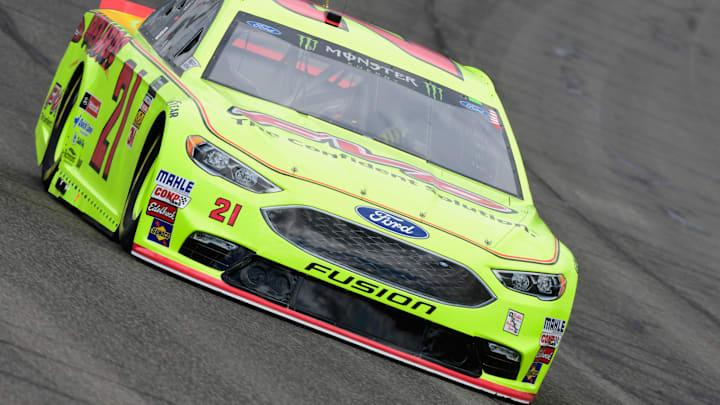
(234, 108, 514, 214)
(132, 244, 536, 403)
(274, 0, 462, 78)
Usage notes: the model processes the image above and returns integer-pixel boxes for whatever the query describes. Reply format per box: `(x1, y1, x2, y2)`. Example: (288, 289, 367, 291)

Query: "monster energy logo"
(424, 81, 443, 101)
(298, 34, 318, 51)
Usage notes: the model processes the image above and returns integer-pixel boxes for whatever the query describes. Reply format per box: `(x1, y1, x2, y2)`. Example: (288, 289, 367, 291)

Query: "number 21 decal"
(209, 198, 243, 226)
(90, 59, 145, 179)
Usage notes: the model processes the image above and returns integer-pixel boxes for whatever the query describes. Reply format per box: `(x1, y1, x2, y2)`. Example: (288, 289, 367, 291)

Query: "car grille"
(262, 206, 495, 307)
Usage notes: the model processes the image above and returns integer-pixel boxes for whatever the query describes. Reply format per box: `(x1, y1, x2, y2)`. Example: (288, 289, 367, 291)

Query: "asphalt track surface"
(1, 0, 719, 404)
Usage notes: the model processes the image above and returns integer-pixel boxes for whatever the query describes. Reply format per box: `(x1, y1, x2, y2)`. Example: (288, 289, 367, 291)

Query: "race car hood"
(199, 95, 557, 264)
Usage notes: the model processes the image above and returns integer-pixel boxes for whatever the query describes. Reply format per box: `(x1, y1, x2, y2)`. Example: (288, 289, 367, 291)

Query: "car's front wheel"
(118, 120, 163, 252)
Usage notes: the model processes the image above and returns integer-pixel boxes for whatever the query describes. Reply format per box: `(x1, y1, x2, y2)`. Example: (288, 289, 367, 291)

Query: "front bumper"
(132, 244, 537, 403)
(132, 138, 575, 403)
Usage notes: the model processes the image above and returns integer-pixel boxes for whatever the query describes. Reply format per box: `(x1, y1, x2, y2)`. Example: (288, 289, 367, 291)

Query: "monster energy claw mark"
(425, 81, 443, 101)
(298, 34, 318, 51)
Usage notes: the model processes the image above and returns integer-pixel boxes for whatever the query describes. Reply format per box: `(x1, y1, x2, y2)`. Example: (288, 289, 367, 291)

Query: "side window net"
(139, 0, 223, 72)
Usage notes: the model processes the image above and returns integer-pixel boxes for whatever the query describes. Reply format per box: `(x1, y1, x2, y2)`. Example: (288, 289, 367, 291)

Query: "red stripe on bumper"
(131, 243, 535, 403)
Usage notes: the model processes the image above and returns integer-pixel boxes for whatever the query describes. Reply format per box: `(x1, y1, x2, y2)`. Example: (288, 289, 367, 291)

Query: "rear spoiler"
(98, 0, 154, 19)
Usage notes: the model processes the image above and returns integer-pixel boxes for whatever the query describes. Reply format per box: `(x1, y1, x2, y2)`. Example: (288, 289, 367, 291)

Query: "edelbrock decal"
(356, 207, 428, 239)
(247, 21, 281, 35)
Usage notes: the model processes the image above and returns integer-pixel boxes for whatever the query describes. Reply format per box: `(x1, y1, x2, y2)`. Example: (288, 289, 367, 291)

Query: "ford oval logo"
(459, 100, 489, 116)
(246, 21, 281, 35)
(356, 207, 428, 239)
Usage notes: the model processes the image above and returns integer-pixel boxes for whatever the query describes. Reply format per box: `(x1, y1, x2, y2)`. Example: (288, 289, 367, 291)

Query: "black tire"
(118, 123, 163, 252)
(41, 69, 82, 187)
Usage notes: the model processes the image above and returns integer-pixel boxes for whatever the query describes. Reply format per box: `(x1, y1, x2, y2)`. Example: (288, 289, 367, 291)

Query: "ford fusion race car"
(35, 0, 577, 402)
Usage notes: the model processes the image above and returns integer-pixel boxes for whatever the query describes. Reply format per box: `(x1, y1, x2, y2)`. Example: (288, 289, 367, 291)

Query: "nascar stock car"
(35, 0, 577, 402)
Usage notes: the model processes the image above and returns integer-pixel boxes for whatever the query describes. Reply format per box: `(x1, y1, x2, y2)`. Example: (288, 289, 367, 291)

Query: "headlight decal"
(186, 135, 282, 193)
(492, 269, 566, 300)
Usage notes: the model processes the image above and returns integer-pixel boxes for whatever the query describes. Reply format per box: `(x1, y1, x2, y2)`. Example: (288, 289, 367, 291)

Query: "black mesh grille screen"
(264, 207, 494, 307)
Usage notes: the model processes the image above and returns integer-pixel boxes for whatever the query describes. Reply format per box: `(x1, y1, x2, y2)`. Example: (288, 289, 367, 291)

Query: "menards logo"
(229, 107, 516, 214)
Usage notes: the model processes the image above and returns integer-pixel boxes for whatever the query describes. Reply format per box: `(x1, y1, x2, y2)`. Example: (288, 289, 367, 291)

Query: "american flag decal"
(489, 110, 502, 131)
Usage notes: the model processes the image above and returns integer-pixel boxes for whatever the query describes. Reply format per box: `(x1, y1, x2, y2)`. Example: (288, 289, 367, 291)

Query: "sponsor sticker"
(79, 91, 102, 119)
(127, 126, 139, 149)
(543, 317, 566, 334)
(155, 169, 194, 195)
(148, 218, 173, 247)
(71, 19, 84, 43)
(152, 185, 191, 209)
(503, 309, 524, 336)
(459, 100, 488, 115)
(127, 90, 155, 149)
(539, 316, 566, 348)
(149, 75, 168, 92)
(81, 14, 130, 70)
(180, 57, 201, 71)
(63, 148, 77, 164)
(534, 346, 555, 364)
(522, 362, 543, 384)
(247, 21, 281, 35)
(168, 101, 181, 118)
(45, 83, 63, 115)
(72, 132, 85, 148)
(356, 206, 428, 239)
(73, 114, 94, 136)
(146, 198, 178, 223)
(539, 333, 561, 348)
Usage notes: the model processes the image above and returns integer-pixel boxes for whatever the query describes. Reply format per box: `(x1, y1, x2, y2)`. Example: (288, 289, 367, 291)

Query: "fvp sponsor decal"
(148, 218, 173, 247)
(152, 185, 190, 209)
(228, 108, 515, 214)
(146, 198, 177, 223)
(522, 362, 543, 384)
(155, 169, 194, 195)
(356, 207, 428, 239)
(539, 316, 566, 348)
(79, 91, 101, 119)
(81, 14, 130, 70)
(247, 21, 281, 35)
(503, 309, 524, 336)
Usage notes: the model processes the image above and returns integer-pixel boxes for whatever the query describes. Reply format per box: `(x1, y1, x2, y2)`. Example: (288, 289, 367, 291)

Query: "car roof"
(222, 0, 500, 107)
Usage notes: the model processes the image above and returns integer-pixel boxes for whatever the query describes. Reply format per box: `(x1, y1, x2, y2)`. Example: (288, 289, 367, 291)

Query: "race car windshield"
(204, 13, 521, 197)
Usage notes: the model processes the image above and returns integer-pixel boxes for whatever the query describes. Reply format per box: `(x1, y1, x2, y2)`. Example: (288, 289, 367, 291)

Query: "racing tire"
(40, 69, 82, 188)
(118, 120, 163, 252)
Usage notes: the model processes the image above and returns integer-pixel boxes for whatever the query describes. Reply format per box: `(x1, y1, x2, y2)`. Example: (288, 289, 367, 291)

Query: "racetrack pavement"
(1, 0, 719, 403)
